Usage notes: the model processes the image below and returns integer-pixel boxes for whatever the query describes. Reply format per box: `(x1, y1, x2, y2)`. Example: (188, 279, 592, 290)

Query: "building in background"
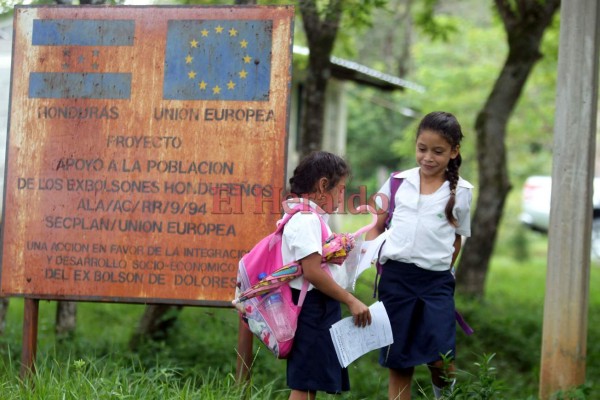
(287, 45, 423, 186)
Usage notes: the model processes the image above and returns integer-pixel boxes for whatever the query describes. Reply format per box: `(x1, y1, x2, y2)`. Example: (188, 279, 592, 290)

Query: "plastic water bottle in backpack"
(262, 291, 295, 341)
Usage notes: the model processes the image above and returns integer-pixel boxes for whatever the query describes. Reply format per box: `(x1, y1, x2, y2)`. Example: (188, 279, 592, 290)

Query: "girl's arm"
(451, 234, 462, 266)
(300, 252, 372, 327)
(365, 201, 388, 241)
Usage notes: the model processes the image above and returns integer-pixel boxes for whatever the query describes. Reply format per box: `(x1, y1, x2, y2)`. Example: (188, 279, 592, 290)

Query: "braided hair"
(417, 111, 464, 227)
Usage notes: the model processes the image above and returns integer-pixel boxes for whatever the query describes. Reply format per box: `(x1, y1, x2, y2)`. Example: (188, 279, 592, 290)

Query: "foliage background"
(0, 234, 598, 399)
(345, 0, 558, 197)
(0, 0, 596, 398)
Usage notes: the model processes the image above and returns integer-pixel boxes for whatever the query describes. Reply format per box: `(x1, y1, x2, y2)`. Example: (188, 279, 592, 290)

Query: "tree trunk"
(298, 0, 343, 158)
(456, 0, 561, 297)
(388, 0, 413, 78)
(0, 298, 8, 335)
(129, 304, 183, 350)
(55, 301, 77, 341)
(300, 53, 332, 157)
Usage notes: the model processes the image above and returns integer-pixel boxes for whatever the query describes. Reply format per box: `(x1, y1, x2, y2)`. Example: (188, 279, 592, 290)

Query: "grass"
(0, 226, 598, 399)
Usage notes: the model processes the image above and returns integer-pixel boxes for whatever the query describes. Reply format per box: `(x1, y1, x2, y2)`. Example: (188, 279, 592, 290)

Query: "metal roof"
(293, 45, 425, 93)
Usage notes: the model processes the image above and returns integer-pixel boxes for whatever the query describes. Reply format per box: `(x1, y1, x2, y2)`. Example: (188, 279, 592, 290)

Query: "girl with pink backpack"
(283, 151, 371, 400)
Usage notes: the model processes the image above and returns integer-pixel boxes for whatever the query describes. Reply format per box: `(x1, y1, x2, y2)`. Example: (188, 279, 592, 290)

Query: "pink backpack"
(234, 204, 328, 358)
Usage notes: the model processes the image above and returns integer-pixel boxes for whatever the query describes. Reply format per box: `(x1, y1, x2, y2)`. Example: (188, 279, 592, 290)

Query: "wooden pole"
(540, 1, 600, 398)
(235, 318, 254, 383)
(20, 298, 39, 380)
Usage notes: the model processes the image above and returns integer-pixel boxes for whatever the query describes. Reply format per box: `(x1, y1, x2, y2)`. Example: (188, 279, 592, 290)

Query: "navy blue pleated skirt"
(378, 260, 456, 370)
(287, 288, 349, 393)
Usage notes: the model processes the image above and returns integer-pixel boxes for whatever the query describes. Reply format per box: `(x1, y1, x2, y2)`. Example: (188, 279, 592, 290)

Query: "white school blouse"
(280, 199, 348, 291)
(375, 167, 474, 271)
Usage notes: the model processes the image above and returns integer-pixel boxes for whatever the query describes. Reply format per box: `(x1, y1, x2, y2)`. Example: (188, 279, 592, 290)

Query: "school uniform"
(375, 167, 473, 370)
(281, 199, 350, 393)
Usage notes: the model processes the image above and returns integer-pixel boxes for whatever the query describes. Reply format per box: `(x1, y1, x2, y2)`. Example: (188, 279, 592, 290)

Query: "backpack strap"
(274, 203, 311, 233)
(373, 172, 403, 297)
(372, 240, 386, 298)
(455, 310, 474, 335)
(268, 203, 314, 250)
(384, 172, 404, 230)
(275, 201, 328, 238)
(277, 202, 330, 308)
(297, 211, 330, 307)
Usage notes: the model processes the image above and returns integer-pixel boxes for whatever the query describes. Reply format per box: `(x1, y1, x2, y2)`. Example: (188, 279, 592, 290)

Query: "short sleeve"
(282, 212, 323, 261)
(374, 178, 392, 210)
(455, 187, 473, 237)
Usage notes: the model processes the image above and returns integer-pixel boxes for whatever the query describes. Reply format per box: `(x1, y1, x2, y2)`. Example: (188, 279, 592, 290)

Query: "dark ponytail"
(444, 154, 462, 226)
(289, 151, 349, 196)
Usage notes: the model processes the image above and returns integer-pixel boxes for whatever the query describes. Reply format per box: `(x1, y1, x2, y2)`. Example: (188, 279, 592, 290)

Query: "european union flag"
(29, 19, 134, 99)
(163, 20, 272, 101)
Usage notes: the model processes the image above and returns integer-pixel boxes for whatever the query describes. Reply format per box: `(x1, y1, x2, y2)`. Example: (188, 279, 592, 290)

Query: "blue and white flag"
(29, 19, 134, 99)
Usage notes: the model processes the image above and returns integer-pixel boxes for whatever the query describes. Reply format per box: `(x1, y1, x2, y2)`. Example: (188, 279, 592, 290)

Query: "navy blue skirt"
(287, 288, 349, 393)
(378, 261, 456, 369)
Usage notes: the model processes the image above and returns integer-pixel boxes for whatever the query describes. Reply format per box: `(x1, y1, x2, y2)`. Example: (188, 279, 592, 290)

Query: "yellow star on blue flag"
(163, 20, 272, 101)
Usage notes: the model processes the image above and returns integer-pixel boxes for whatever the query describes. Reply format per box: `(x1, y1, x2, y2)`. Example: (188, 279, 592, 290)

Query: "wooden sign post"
(540, 0, 600, 397)
(2, 5, 294, 378)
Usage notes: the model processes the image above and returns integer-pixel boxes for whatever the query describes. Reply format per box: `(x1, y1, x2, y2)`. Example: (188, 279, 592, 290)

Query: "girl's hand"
(365, 203, 387, 241)
(301, 253, 372, 327)
(347, 297, 371, 328)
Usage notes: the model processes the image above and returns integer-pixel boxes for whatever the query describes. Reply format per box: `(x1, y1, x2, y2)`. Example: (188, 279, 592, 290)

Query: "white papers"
(339, 237, 363, 292)
(344, 231, 390, 291)
(329, 301, 394, 368)
(357, 231, 389, 277)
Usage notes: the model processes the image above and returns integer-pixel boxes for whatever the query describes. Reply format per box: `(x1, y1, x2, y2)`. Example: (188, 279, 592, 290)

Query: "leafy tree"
(297, 0, 343, 157)
(297, 0, 385, 158)
(347, 0, 560, 300)
(346, 1, 496, 194)
(456, 0, 561, 297)
(345, 85, 414, 194)
(352, 0, 414, 77)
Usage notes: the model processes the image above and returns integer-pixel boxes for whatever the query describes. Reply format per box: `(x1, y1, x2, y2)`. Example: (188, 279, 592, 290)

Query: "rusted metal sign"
(1, 5, 294, 306)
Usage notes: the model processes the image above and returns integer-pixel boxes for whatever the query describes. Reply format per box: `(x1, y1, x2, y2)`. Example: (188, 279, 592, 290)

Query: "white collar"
(392, 167, 473, 189)
(283, 198, 330, 221)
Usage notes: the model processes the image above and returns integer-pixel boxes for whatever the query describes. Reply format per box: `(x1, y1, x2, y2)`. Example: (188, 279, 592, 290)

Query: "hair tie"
(450, 189, 456, 196)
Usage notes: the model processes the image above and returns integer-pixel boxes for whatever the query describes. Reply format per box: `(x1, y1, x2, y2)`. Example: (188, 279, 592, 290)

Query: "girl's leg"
(289, 389, 316, 400)
(389, 367, 414, 400)
(428, 360, 456, 395)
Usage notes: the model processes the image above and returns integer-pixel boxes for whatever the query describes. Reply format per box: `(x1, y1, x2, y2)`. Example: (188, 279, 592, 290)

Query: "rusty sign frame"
(1, 5, 295, 307)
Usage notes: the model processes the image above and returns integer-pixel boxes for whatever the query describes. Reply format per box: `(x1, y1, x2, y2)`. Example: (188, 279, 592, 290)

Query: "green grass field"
(0, 227, 598, 399)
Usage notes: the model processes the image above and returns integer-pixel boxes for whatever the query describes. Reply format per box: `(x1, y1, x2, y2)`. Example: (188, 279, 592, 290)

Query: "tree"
(297, 0, 385, 158)
(129, 304, 183, 350)
(55, 301, 77, 341)
(456, 0, 561, 297)
(297, 0, 344, 157)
